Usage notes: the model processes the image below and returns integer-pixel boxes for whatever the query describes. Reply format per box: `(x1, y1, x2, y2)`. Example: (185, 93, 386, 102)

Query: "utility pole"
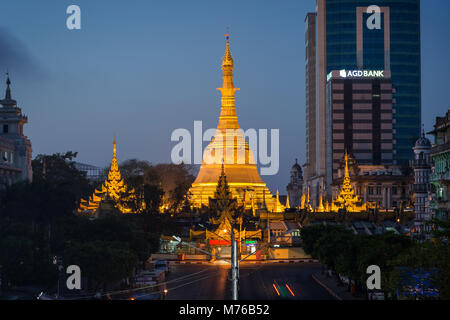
(231, 230, 238, 300)
(173, 228, 296, 301)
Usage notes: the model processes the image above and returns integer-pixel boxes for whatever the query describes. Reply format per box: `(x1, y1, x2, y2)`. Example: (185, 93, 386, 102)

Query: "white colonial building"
(411, 129, 432, 238)
(0, 74, 32, 186)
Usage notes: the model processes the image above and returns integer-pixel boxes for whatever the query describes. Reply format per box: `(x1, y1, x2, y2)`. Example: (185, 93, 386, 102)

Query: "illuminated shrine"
(329, 151, 374, 213)
(190, 164, 262, 257)
(77, 139, 145, 216)
(188, 33, 284, 213)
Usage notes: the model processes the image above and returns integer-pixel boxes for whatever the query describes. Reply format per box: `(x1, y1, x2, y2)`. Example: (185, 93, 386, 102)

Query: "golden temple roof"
(77, 139, 143, 215)
(189, 33, 281, 212)
(330, 151, 372, 213)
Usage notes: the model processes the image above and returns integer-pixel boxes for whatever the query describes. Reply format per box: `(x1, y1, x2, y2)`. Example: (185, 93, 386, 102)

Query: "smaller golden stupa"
(330, 151, 373, 213)
(77, 139, 144, 215)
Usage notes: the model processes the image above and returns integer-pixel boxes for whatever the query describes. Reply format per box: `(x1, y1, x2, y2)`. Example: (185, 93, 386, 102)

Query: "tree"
(429, 218, 450, 241)
(64, 240, 137, 292)
(119, 159, 151, 191)
(0, 151, 91, 224)
(0, 235, 34, 288)
(144, 163, 195, 212)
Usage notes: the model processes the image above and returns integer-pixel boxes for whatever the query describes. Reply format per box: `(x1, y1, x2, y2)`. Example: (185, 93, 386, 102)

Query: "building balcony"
(410, 159, 430, 168)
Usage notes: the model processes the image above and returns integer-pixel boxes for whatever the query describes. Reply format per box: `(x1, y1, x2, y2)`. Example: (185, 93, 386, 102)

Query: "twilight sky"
(0, 0, 449, 192)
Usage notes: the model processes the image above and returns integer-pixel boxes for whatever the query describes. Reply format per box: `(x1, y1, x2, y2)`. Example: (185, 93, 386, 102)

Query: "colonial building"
(188, 34, 284, 213)
(286, 159, 303, 208)
(0, 74, 32, 186)
(331, 153, 413, 211)
(411, 129, 432, 236)
(428, 110, 450, 221)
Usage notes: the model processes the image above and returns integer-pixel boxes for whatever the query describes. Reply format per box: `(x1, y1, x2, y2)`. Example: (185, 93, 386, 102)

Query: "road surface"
(165, 263, 334, 300)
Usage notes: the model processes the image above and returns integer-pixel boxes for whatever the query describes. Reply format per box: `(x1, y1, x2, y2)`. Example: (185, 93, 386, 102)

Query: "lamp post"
(231, 230, 238, 300)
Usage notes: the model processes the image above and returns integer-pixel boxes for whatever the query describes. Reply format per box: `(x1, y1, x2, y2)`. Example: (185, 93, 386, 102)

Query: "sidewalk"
(312, 273, 365, 300)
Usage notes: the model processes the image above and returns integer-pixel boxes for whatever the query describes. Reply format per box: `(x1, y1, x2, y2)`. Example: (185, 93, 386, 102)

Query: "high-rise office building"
(326, 69, 395, 184)
(305, 0, 421, 204)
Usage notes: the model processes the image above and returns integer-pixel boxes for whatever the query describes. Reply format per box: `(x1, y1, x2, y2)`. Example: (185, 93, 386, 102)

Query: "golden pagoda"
(330, 151, 373, 213)
(189, 33, 283, 212)
(285, 193, 290, 209)
(300, 193, 305, 209)
(317, 192, 325, 212)
(77, 139, 144, 216)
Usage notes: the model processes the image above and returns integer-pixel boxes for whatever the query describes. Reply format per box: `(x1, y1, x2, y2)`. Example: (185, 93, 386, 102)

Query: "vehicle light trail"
(285, 284, 295, 297)
(272, 283, 280, 296)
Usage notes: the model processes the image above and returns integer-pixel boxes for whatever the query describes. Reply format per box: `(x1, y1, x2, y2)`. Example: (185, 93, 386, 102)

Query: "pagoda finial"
(113, 137, 117, 158)
(1, 71, 16, 107)
(344, 150, 350, 179)
(5, 72, 11, 100)
(222, 29, 234, 69)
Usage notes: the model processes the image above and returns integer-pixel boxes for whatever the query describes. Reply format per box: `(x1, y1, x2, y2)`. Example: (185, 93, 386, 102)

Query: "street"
(165, 263, 334, 300)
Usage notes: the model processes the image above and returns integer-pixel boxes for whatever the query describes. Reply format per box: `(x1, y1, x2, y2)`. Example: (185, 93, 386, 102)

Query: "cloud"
(0, 27, 41, 76)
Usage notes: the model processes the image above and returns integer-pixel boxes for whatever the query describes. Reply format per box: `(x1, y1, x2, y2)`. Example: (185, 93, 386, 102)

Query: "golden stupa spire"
(344, 150, 350, 181)
(222, 30, 234, 69)
(217, 30, 240, 132)
(286, 193, 290, 209)
(113, 137, 117, 158)
(318, 191, 325, 212)
(104, 138, 126, 201)
(341, 150, 354, 194)
(300, 193, 305, 209)
(188, 32, 279, 212)
(78, 138, 145, 215)
(330, 150, 372, 213)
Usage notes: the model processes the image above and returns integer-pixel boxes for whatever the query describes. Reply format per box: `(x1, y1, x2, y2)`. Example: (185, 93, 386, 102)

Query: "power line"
(66, 266, 218, 300)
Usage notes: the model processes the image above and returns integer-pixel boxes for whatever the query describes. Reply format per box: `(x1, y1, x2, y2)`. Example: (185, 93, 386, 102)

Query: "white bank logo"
(339, 69, 384, 78)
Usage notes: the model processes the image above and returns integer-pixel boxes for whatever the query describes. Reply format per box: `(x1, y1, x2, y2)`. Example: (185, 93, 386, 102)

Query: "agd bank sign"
(339, 69, 385, 78)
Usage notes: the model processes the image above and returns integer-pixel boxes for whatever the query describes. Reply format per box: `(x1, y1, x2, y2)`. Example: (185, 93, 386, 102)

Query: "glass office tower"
(326, 0, 421, 162)
(305, 0, 421, 202)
